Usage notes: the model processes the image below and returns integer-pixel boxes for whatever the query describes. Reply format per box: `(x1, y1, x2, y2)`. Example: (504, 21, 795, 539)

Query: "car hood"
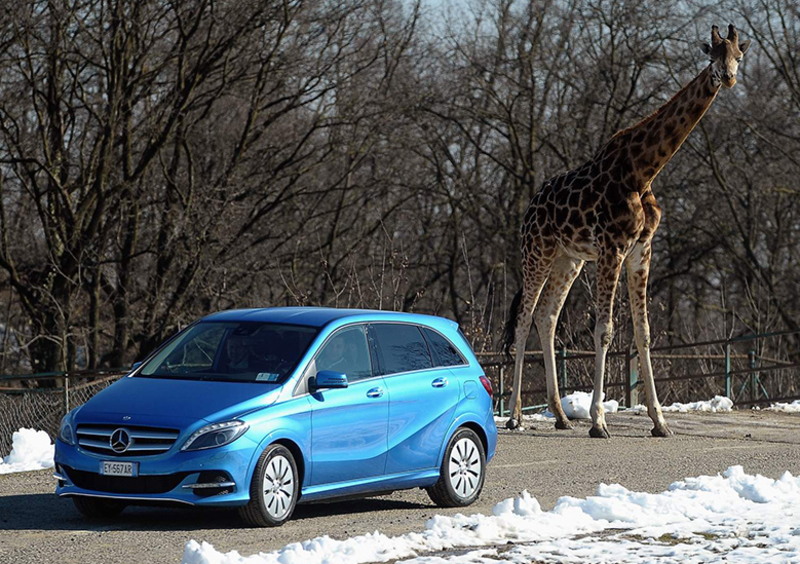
(75, 375, 282, 427)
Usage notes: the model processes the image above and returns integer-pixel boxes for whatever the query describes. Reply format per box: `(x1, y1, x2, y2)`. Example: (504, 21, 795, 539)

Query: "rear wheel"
(427, 427, 486, 507)
(238, 444, 299, 527)
(72, 496, 126, 519)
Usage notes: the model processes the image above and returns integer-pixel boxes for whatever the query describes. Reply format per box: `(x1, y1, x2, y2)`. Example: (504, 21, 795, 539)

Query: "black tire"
(238, 443, 299, 527)
(427, 427, 486, 507)
(72, 496, 126, 519)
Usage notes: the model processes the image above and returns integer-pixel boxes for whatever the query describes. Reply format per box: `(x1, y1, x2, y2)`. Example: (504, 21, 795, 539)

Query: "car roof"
(201, 307, 459, 331)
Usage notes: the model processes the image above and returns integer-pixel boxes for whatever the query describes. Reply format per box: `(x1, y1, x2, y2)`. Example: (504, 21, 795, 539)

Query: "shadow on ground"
(0, 492, 428, 531)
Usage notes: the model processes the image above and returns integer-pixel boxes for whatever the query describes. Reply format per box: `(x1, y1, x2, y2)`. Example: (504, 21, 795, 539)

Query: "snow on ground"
(0, 428, 54, 474)
(628, 395, 734, 414)
(766, 399, 800, 413)
(182, 466, 800, 564)
(561, 391, 618, 419)
(494, 391, 618, 425)
(496, 394, 738, 427)
(661, 395, 734, 413)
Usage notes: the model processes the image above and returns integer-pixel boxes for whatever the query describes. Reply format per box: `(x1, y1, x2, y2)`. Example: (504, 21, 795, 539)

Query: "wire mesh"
(0, 373, 123, 456)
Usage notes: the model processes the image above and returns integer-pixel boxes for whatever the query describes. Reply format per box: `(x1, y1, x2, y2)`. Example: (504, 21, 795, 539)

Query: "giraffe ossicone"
(502, 25, 750, 438)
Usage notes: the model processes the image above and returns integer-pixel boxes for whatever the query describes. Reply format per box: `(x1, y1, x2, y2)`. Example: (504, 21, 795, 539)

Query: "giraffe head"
(701, 24, 751, 88)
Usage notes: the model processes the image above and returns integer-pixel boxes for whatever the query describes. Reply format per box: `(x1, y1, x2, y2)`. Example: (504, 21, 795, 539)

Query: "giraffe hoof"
(506, 418, 520, 430)
(651, 425, 673, 437)
(589, 426, 611, 439)
(554, 419, 573, 430)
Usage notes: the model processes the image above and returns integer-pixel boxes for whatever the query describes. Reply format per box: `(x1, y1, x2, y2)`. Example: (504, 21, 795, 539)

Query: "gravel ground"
(0, 410, 798, 564)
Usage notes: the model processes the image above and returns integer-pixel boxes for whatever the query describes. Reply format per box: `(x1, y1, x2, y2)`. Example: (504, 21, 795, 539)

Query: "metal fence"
(0, 329, 798, 455)
(482, 329, 800, 417)
(0, 370, 126, 454)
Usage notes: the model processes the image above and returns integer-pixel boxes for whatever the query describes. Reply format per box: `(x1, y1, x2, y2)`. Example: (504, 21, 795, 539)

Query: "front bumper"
(54, 436, 257, 507)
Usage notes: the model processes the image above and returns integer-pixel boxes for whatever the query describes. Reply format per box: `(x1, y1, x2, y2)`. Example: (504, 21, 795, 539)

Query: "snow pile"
(494, 412, 552, 425)
(766, 399, 800, 413)
(560, 391, 618, 419)
(183, 466, 800, 564)
(495, 391, 619, 425)
(0, 428, 54, 474)
(630, 395, 734, 414)
(661, 395, 733, 413)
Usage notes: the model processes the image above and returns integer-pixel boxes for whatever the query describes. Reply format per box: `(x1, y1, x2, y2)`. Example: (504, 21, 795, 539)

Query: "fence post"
(558, 347, 567, 393)
(724, 343, 732, 399)
(64, 373, 70, 415)
(499, 366, 505, 417)
(749, 350, 757, 401)
(627, 348, 639, 408)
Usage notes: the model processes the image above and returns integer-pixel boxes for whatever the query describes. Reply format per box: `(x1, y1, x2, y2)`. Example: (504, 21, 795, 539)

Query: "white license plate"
(100, 461, 137, 477)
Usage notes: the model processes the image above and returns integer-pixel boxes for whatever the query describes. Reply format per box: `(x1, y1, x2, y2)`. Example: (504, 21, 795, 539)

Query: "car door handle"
(431, 377, 448, 388)
(366, 387, 384, 398)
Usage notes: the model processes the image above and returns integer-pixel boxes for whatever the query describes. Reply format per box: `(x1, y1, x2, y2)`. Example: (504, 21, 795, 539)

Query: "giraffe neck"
(615, 65, 721, 185)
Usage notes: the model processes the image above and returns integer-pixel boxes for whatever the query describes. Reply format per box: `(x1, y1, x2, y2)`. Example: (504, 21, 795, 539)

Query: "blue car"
(55, 308, 497, 526)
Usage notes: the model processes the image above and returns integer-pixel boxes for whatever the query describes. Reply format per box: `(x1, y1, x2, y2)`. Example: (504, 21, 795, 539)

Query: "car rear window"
(422, 328, 466, 367)
(371, 324, 432, 375)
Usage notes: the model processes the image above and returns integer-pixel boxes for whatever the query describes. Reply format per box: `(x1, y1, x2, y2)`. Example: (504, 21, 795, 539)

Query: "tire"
(238, 443, 299, 527)
(427, 427, 486, 508)
(72, 496, 126, 519)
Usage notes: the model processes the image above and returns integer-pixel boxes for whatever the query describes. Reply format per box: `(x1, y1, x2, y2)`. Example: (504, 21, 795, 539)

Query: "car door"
(371, 323, 460, 474)
(308, 324, 389, 486)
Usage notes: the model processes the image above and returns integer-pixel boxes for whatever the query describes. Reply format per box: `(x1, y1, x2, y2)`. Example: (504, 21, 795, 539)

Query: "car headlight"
(181, 420, 248, 451)
(58, 413, 75, 446)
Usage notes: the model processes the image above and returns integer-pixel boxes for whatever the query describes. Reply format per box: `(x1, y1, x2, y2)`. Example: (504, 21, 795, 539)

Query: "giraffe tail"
(501, 288, 523, 359)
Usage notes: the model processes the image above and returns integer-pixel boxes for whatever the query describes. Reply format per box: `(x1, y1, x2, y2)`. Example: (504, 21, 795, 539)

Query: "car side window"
(315, 325, 372, 382)
(372, 324, 432, 375)
(422, 328, 467, 367)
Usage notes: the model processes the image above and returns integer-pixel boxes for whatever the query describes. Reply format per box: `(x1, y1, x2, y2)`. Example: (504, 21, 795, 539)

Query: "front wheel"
(427, 427, 486, 507)
(238, 444, 299, 527)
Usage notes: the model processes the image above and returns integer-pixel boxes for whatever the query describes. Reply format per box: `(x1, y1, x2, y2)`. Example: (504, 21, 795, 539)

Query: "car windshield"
(138, 322, 318, 383)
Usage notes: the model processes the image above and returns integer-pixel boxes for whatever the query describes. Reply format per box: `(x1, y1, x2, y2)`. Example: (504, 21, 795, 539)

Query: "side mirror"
(131, 361, 143, 371)
(311, 370, 348, 391)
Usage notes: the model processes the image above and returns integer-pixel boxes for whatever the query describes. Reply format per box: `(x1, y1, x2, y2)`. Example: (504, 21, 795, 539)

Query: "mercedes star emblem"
(110, 428, 131, 453)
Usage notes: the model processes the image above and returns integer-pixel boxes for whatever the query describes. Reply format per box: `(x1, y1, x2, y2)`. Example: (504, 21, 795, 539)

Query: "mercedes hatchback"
(54, 308, 497, 526)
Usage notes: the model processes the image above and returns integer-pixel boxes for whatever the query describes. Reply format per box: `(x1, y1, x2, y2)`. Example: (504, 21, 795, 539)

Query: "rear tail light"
(479, 375, 493, 398)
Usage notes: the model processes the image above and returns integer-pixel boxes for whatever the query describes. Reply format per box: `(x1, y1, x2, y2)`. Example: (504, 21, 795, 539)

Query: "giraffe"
(501, 25, 751, 438)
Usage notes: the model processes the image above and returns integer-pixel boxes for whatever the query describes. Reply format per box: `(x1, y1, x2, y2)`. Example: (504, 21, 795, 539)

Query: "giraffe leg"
(506, 258, 553, 430)
(626, 242, 672, 437)
(589, 249, 625, 439)
(534, 255, 585, 430)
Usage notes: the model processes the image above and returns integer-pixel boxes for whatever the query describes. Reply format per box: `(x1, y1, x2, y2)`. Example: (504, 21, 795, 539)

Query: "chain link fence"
(0, 372, 125, 455)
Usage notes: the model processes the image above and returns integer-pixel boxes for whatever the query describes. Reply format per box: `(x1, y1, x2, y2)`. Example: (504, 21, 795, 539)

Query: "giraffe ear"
(701, 43, 712, 55)
(739, 39, 751, 54)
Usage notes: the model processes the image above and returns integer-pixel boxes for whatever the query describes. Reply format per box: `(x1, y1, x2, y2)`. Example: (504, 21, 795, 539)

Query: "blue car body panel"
(307, 377, 390, 485)
(55, 308, 496, 508)
(384, 367, 460, 475)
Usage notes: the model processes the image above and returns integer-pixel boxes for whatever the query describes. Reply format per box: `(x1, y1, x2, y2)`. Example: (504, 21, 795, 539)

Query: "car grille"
(62, 465, 190, 494)
(76, 424, 180, 456)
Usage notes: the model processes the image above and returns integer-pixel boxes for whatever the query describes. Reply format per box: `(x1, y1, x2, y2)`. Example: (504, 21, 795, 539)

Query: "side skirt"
(300, 468, 439, 503)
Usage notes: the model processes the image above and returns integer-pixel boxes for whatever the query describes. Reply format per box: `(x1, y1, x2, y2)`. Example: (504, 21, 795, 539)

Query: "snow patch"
(630, 395, 734, 414)
(493, 412, 552, 426)
(766, 399, 800, 413)
(561, 391, 618, 419)
(183, 466, 800, 564)
(661, 395, 733, 413)
(0, 428, 54, 474)
(495, 391, 618, 425)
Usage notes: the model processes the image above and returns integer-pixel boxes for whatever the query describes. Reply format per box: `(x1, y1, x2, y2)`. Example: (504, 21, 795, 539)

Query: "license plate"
(100, 461, 137, 477)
